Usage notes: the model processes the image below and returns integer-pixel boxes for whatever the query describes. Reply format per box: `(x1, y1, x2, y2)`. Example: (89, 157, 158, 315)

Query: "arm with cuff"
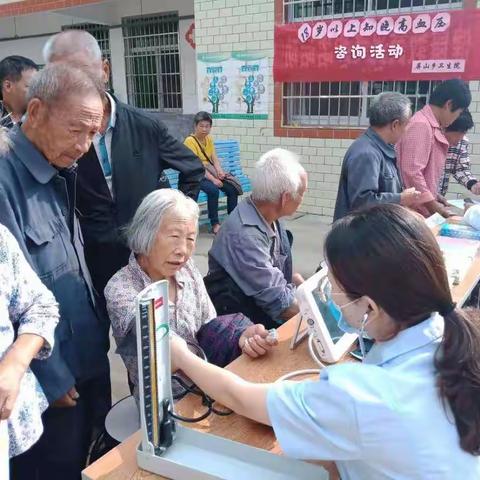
(171, 336, 361, 462)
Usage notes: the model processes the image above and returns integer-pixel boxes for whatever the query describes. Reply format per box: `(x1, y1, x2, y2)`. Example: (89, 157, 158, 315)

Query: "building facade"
(195, 0, 480, 217)
(0, 0, 479, 217)
(0, 0, 198, 138)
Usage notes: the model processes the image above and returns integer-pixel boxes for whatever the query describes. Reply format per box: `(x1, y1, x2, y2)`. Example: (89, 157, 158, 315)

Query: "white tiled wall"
(195, 0, 480, 217)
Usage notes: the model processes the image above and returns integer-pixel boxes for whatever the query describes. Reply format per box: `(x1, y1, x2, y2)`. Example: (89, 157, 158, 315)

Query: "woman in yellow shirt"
(184, 112, 239, 234)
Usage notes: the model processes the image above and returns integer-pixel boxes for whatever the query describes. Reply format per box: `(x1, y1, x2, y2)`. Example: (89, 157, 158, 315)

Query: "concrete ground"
(109, 213, 332, 402)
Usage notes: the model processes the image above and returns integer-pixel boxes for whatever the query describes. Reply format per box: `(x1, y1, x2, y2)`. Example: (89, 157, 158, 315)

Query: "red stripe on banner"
(274, 9, 480, 82)
(154, 297, 164, 309)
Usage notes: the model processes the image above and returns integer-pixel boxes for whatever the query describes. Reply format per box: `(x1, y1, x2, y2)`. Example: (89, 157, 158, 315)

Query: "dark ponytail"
(325, 203, 480, 455)
(435, 308, 480, 455)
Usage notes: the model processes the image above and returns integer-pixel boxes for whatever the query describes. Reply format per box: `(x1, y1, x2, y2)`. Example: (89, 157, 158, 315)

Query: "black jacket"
(76, 99, 204, 294)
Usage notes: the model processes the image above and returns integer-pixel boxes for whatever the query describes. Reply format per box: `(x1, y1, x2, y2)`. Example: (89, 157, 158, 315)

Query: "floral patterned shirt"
(105, 254, 215, 400)
(0, 225, 59, 457)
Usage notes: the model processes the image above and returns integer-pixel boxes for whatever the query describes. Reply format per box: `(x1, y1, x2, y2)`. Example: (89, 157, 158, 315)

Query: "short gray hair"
(251, 148, 306, 203)
(368, 92, 412, 127)
(43, 30, 102, 64)
(26, 63, 103, 107)
(126, 189, 199, 256)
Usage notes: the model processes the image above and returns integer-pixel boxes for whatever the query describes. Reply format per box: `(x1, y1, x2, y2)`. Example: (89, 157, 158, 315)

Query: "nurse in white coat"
(171, 203, 480, 480)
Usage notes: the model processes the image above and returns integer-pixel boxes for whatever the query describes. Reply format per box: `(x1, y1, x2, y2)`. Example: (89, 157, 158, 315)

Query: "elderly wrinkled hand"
(0, 357, 25, 420)
(51, 387, 80, 408)
(239, 324, 278, 359)
(292, 272, 305, 287)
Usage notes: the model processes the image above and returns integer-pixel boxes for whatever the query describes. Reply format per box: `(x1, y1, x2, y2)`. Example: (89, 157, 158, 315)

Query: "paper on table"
(436, 236, 480, 287)
(447, 199, 465, 210)
(425, 213, 447, 229)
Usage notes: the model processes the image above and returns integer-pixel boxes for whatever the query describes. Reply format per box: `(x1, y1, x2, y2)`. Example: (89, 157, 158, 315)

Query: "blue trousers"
(200, 178, 239, 226)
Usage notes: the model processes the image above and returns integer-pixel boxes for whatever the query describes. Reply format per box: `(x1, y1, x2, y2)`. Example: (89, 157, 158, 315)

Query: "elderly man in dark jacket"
(43, 30, 205, 297)
(0, 64, 110, 479)
(333, 92, 422, 221)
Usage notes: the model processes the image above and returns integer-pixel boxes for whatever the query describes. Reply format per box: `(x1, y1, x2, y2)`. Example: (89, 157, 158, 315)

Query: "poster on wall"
(274, 9, 480, 82)
(197, 51, 269, 119)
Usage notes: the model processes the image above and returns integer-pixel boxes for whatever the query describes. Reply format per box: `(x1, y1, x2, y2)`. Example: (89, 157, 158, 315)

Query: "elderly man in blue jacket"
(0, 63, 110, 479)
(333, 92, 422, 221)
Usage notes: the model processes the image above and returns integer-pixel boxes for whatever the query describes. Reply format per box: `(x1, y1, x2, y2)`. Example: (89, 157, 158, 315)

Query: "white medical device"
(135, 280, 329, 480)
(294, 267, 358, 363)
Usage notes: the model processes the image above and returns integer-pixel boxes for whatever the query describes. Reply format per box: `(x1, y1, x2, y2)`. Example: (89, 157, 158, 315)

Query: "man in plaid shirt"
(439, 110, 480, 197)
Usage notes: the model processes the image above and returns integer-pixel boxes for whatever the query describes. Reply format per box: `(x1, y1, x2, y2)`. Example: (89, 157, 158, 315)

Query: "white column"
(109, 27, 128, 103)
(179, 18, 197, 114)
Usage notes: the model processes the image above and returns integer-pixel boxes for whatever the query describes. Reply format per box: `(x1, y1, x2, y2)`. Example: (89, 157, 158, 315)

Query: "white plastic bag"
(464, 204, 480, 231)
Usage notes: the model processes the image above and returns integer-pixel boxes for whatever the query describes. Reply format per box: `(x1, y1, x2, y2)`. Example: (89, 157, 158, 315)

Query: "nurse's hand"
(170, 334, 190, 372)
(239, 324, 278, 358)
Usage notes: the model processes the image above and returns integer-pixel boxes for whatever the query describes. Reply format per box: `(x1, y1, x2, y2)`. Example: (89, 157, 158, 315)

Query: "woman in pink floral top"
(105, 189, 277, 400)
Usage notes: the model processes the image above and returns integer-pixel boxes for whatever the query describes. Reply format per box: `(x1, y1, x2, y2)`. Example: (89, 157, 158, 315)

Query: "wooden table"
(451, 255, 480, 306)
(82, 315, 336, 480)
(83, 240, 480, 480)
(431, 223, 480, 306)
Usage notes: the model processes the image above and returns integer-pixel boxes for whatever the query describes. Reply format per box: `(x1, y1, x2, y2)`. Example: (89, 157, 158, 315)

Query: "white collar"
(104, 91, 117, 130)
(364, 314, 444, 366)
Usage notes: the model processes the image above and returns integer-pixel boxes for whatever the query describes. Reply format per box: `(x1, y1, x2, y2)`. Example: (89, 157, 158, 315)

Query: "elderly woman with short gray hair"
(105, 189, 277, 401)
(333, 91, 423, 221)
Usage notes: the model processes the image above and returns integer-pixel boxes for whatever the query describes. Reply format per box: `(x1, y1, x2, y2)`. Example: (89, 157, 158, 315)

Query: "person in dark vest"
(43, 30, 205, 299)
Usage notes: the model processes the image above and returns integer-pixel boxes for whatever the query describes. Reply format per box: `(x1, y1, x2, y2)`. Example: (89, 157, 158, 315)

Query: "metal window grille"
(122, 12, 182, 112)
(283, 80, 440, 127)
(62, 23, 112, 89)
(284, 0, 462, 22)
(282, 0, 461, 127)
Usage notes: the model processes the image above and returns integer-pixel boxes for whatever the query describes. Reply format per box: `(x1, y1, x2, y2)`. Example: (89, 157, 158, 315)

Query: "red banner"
(274, 9, 480, 82)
